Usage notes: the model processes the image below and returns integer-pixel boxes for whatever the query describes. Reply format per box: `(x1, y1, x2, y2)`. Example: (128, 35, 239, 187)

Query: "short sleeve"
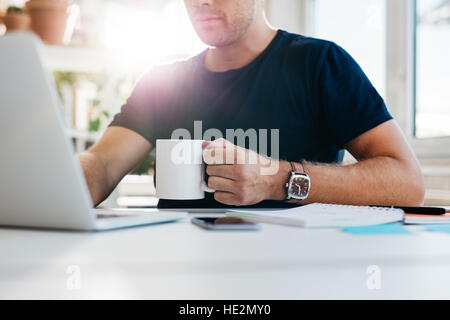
(318, 43, 393, 148)
(109, 72, 156, 146)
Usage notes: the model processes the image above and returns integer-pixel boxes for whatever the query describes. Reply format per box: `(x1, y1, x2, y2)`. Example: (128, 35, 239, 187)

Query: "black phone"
(191, 217, 260, 230)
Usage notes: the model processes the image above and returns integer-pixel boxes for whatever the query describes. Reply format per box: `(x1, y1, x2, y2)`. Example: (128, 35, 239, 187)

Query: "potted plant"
(26, 0, 78, 45)
(2, 6, 31, 32)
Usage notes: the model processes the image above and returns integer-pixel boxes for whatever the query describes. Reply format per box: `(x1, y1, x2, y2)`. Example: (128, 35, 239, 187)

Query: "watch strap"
(290, 161, 306, 175)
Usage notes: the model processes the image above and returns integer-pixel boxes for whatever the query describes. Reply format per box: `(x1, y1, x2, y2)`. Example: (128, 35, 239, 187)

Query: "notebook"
(226, 203, 404, 228)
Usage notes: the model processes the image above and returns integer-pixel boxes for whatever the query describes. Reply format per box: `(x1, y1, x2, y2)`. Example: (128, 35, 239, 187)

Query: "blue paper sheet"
(342, 223, 412, 235)
(425, 225, 450, 234)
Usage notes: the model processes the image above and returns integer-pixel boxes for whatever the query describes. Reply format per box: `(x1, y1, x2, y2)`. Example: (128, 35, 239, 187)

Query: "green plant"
(7, 6, 24, 14)
(88, 98, 110, 132)
(52, 70, 156, 174)
(53, 71, 78, 97)
(132, 153, 155, 175)
(54, 71, 112, 133)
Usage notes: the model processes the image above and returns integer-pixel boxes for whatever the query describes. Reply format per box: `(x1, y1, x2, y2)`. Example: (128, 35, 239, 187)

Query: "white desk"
(1, 213, 450, 299)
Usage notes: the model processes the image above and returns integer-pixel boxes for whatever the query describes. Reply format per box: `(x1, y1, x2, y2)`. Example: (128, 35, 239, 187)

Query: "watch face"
(288, 174, 310, 200)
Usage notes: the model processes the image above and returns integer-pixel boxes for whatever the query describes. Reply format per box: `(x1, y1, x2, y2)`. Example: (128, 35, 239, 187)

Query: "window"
(314, 0, 386, 99)
(414, 0, 450, 138)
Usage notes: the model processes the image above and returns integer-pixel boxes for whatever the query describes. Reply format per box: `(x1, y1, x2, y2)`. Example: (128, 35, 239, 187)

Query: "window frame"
(409, 0, 450, 158)
(301, 0, 450, 160)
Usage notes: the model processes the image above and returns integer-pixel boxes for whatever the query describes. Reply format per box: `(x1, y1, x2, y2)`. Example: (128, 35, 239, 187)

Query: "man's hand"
(203, 138, 290, 206)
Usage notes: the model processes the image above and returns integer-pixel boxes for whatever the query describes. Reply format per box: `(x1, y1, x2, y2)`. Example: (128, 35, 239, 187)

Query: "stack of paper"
(404, 214, 450, 225)
(227, 203, 404, 228)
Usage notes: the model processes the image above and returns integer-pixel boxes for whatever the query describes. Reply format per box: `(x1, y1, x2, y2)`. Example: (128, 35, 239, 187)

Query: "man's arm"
(78, 126, 151, 206)
(204, 120, 425, 206)
(277, 120, 425, 206)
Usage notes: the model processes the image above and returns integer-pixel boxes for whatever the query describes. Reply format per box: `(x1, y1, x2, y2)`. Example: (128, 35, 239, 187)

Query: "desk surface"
(2, 213, 450, 299)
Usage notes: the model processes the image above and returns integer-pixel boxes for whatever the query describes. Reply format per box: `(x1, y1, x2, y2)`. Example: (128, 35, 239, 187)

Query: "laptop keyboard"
(95, 209, 142, 219)
(97, 214, 125, 219)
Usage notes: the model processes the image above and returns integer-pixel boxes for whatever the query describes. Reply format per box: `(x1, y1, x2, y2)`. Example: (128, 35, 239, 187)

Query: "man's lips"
(196, 16, 223, 24)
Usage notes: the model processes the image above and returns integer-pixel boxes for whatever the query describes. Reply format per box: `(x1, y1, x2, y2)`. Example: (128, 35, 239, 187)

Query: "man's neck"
(204, 20, 277, 73)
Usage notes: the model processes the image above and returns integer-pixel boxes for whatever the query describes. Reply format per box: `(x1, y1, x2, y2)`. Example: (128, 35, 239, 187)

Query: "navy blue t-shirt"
(110, 30, 392, 208)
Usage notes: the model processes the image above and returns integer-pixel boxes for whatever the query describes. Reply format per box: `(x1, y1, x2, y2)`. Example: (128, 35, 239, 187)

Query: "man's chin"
(201, 39, 234, 48)
(196, 31, 231, 48)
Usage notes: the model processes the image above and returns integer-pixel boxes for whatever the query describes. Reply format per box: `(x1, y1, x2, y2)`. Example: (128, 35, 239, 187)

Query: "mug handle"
(202, 181, 215, 193)
(202, 141, 215, 193)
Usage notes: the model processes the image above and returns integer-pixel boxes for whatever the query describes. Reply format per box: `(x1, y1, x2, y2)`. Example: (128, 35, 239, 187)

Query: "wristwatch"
(285, 161, 311, 201)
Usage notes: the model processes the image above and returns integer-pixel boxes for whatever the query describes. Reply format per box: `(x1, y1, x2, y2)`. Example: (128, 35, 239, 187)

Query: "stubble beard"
(200, 3, 256, 48)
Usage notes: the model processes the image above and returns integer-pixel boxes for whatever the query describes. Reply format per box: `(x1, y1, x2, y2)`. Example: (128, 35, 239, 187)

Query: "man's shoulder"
(280, 31, 334, 57)
(278, 30, 356, 73)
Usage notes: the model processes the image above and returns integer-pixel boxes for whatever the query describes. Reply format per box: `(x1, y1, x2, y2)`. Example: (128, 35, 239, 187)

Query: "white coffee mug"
(155, 139, 215, 200)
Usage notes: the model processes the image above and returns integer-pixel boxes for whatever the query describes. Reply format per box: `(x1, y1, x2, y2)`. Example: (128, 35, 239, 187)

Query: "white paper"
(227, 203, 404, 228)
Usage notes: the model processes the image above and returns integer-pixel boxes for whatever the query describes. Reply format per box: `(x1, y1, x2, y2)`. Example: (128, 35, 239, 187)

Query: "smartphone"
(191, 217, 260, 230)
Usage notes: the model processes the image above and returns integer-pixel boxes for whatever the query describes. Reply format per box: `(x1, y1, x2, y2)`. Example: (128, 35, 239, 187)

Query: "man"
(78, 0, 425, 208)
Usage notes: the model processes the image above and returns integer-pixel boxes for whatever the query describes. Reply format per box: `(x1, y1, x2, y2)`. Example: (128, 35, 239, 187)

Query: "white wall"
(265, 0, 314, 35)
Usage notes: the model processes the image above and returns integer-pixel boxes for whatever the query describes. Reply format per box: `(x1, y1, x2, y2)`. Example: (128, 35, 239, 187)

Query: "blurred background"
(0, 0, 449, 207)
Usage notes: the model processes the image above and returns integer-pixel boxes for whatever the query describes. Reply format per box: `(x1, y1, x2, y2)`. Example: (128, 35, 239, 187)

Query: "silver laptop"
(0, 32, 187, 231)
